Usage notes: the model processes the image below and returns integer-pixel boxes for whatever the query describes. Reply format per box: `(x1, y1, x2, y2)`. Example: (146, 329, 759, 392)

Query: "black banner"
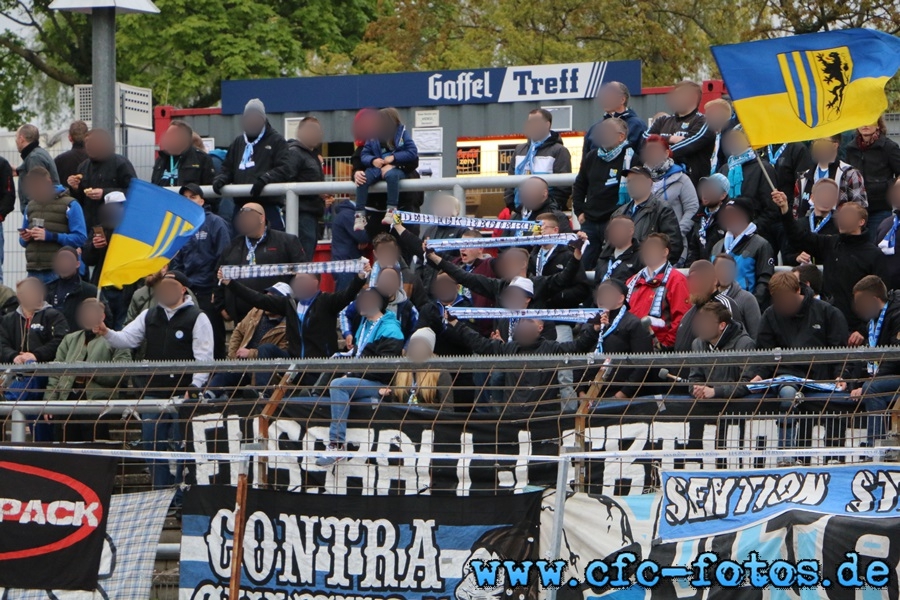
(184, 398, 862, 496)
(0, 449, 116, 590)
(179, 485, 541, 599)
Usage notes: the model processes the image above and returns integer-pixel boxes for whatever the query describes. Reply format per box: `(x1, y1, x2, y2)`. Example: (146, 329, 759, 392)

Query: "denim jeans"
(776, 385, 802, 449)
(859, 376, 900, 447)
(27, 270, 58, 285)
(356, 167, 406, 211)
(295, 212, 320, 261)
(579, 219, 607, 270)
(326, 377, 382, 443)
(141, 410, 181, 490)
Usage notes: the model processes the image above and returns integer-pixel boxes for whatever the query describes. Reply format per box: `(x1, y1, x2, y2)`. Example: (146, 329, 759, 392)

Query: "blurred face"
(374, 243, 400, 267)
(523, 113, 551, 142)
(836, 204, 865, 234)
(16, 281, 44, 310)
(811, 183, 839, 213)
(406, 337, 434, 362)
(719, 205, 749, 235)
(499, 286, 530, 310)
(722, 129, 750, 157)
(596, 285, 625, 310)
(52, 251, 79, 279)
(98, 202, 125, 229)
(625, 173, 653, 200)
(297, 120, 324, 149)
(639, 238, 668, 268)
(854, 291, 884, 321)
(155, 278, 185, 307)
(512, 319, 542, 345)
(858, 123, 879, 138)
(519, 178, 549, 210)
(688, 269, 716, 302)
(811, 138, 839, 165)
(23, 175, 55, 204)
(539, 218, 559, 236)
(375, 268, 401, 298)
(692, 310, 725, 343)
(498, 250, 528, 279)
(605, 218, 634, 248)
(771, 288, 804, 317)
(236, 205, 266, 236)
(353, 110, 380, 141)
(242, 112, 266, 138)
(433, 195, 459, 218)
(599, 83, 627, 112)
(84, 133, 114, 160)
(161, 125, 192, 156)
(76, 301, 105, 331)
(459, 245, 483, 265)
(668, 86, 699, 114)
(596, 119, 626, 150)
(432, 275, 459, 304)
(699, 181, 727, 207)
(641, 142, 669, 168)
(291, 273, 319, 300)
(890, 181, 900, 209)
(704, 105, 732, 133)
(182, 191, 204, 207)
(714, 259, 736, 287)
(356, 291, 381, 318)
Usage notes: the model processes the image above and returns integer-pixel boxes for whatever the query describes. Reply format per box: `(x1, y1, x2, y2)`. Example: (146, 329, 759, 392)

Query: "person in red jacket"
(625, 232, 690, 350)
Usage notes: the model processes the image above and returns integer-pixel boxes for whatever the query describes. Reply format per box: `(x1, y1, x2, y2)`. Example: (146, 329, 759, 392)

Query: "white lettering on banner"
(0, 498, 99, 526)
(847, 469, 900, 513)
(427, 71, 492, 101)
(204, 510, 442, 594)
(498, 62, 604, 102)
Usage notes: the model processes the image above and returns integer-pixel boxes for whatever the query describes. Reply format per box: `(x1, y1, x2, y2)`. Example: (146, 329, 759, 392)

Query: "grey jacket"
(688, 322, 756, 398)
(18, 145, 60, 210)
(649, 171, 699, 258)
(720, 282, 761, 341)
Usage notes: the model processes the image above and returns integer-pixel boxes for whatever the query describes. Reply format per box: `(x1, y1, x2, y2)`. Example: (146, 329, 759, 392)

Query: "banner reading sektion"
(660, 464, 900, 542)
(0, 450, 116, 590)
(179, 485, 541, 600)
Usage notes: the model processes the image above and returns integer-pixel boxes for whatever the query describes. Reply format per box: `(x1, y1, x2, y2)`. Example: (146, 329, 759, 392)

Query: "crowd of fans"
(0, 79, 898, 477)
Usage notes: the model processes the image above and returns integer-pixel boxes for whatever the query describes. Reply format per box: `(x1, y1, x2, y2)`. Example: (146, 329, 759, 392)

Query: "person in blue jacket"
(583, 81, 647, 153)
(354, 107, 419, 230)
(330, 197, 370, 290)
(170, 183, 231, 357)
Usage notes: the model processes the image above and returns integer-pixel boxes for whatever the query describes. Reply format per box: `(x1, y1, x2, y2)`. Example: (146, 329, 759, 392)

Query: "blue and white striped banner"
(449, 307, 600, 322)
(428, 233, 576, 250)
(221, 259, 368, 280)
(396, 211, 538, 231)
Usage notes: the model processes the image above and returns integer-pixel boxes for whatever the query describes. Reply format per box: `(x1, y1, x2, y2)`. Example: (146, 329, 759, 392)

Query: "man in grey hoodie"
(16, 123, 59, 210)
(689, 301, 755, 400)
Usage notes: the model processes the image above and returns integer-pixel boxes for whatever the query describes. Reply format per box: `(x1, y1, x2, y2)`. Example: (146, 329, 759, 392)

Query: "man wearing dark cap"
(171, 183, 231, 358)
(709, 197, 775, 306)
(611, 165, 683, 259)
(96, 269, 214, 491)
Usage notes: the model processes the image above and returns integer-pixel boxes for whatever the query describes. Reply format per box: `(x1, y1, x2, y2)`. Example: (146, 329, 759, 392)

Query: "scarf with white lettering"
(427, 233, 576, 251)
(449, 307, 600, 323)
(395, 211, 537, 230)
(221, 259, 368, 280)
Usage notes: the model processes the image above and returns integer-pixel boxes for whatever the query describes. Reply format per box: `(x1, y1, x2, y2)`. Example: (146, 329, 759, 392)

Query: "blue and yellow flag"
(98, 179, 206, 289)
(711, 29, 900, 146)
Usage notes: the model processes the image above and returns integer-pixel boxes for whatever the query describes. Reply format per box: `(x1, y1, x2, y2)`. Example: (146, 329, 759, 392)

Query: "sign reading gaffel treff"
(221, 60, 641, 114)
(0, 449, 116, 590)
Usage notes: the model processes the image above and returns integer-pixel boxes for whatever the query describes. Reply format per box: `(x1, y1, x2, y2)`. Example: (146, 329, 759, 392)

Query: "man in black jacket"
(849, 276, 900, 449)
(45, 246, 107, 330)
(212, 99, 292, 230)
(573, 117, 634, 266)
(689, 301, 755, 400)
(504, 109, 572, 211)
(67, 128, 136, 229)
(0, 277, 68, 365)
(216, 202, 306, 324)
(611, 166, 684, 259)
(509, 176, 561, 225)
(686, 174, 728, 265)
(151, 120, 216, 189)
(593, 215, 642, 283)
(763, 142, 814, 201)
(774, 187, 886, 333)
(54, 120, 89, 185)
(645, 81, 716, 186)
(718, 128, 780, 245)
(286, 117, 326, 258)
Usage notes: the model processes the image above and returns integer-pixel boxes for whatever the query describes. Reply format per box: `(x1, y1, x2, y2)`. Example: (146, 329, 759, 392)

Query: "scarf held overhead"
(221, 259, 368, 279)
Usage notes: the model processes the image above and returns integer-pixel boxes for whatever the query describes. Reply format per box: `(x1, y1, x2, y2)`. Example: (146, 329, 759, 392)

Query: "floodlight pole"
(92, 7, 117, 134)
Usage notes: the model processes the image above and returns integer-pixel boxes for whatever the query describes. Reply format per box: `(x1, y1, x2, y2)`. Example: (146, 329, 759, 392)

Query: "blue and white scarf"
(723, 222, 757, 254)
(244, 231, 267, 265)
(221, 259, 368, 280)
(767, 144, 787, 165)
(698, 207, 719, 249)
(726, 148, 756, 197)
(536, 246, 554, 274)
(880, 214, 900, 255)
(626, 263, 672, 318)
(395, 211, 537, 231)
(808, 210, 832, 234)
(597, 140, 628, 162)
(596, 307, 627, 354)
(449, 307, 600, 323)
(428, 233, 576, 251)
(512, 138, 547, 208)
(868, 302, 889, 375)
(239, 127, 266, 171)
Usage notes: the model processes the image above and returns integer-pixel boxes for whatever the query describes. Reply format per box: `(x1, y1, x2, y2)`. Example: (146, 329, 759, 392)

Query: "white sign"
(414, 110, 440, 128)
(412, 127, 443, 154)
(498, 62, 606, 103)
(417, 156, 442, 179)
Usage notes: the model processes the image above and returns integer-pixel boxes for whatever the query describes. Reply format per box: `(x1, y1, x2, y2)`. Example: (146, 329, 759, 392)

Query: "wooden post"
(228, 467, 249, 600)
(257, 365, 298, 487)
(574, 369, 606, 492)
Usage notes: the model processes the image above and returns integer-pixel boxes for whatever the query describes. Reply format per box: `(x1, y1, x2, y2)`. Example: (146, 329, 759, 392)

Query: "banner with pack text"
(178, 485, 541, 600)
(0, 449, 116, 590)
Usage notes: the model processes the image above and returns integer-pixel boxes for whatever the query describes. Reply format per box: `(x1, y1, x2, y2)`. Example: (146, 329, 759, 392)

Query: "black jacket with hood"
(0, 303, 69, 363)
(213, 121, 292, 208)
(688, 321, 756, 398)
(151, 146, 217, 188)
(286, 140, 326, 217)
(503, 130, 573, 210)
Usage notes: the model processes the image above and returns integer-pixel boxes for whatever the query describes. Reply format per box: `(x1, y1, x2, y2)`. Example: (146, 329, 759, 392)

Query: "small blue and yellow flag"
(711, 29, 900, 146)
(98, 179, 206, 289)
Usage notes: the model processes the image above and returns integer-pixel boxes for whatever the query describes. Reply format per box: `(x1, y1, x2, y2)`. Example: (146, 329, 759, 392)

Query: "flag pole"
(753, 152, 777, 192)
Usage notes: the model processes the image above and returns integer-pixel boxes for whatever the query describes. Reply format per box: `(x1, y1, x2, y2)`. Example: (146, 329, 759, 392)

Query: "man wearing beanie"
(212, 98, 291, 230)
(709, 197, 775, 306)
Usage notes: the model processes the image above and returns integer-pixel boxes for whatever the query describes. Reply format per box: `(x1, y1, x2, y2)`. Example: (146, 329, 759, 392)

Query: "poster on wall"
(0, 449, 117, 590)
(456, 146, 481, 174)
(179, 486, 542, 600)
